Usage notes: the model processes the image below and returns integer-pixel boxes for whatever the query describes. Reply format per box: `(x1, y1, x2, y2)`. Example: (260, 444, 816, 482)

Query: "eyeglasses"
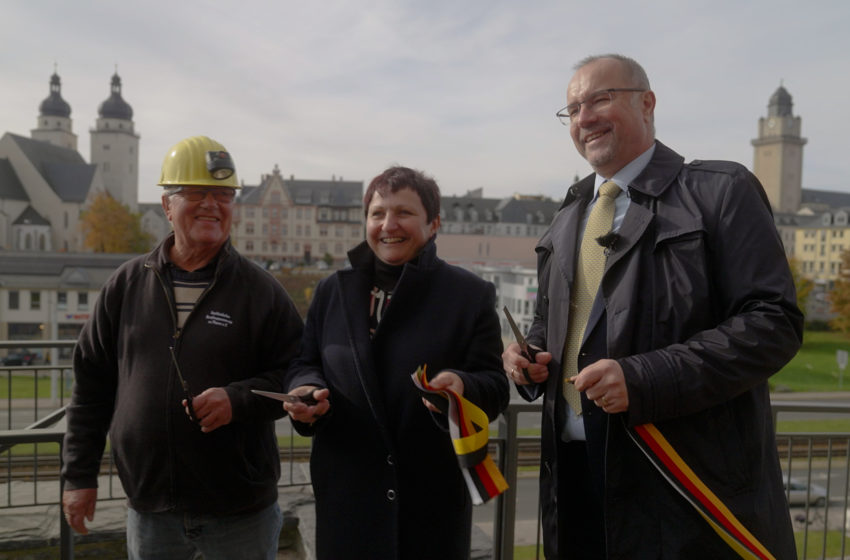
(556, 88, 646, 125)
(172, 187, 236, 203)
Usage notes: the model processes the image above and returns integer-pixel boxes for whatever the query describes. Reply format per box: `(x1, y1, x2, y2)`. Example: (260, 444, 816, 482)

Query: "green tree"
(828, 250, 850, 334)
(80, 192, 154, 253)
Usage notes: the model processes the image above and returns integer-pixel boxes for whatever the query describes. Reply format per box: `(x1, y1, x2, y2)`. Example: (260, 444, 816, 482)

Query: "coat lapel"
(335, 267, 392, 434)
(545, 198, 586, 362)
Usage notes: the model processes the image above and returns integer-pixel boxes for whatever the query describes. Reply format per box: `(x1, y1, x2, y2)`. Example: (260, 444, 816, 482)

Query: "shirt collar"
(593, 142, 657, 197)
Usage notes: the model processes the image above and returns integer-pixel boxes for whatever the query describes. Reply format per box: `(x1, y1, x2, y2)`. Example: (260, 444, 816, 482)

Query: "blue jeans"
(126, 502, 282, 560)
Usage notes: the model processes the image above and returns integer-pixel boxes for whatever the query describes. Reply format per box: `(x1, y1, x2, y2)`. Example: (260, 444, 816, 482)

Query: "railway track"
(3, 437, 847, 482)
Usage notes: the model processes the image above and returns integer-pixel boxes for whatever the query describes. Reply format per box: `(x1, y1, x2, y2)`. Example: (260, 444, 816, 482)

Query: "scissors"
(251, 389, 319, 406)
(502, 306, 538, 384)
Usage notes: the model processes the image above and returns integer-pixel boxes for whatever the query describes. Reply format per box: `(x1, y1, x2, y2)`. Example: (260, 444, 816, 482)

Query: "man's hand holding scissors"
(502, 307, 551, 385)
(503, 342, 551, 385)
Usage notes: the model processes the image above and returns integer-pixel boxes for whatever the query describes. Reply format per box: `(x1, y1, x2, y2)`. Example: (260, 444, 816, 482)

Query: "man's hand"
(502, 342, 551, 385)
(283, 386, 330, 424)
(574, 359, 629, 413)
(62, 488, 97, 534)
(185, 387, 232, 433)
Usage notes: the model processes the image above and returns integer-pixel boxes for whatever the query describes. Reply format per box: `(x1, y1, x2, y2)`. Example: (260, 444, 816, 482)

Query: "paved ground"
(0, 461, 517, 559)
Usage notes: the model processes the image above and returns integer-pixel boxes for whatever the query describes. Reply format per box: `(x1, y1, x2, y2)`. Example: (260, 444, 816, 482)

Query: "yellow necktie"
(563, 181, 621, 415)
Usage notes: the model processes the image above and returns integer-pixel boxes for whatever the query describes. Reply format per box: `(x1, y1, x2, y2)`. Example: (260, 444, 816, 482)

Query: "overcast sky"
(3, 1, 848, 204)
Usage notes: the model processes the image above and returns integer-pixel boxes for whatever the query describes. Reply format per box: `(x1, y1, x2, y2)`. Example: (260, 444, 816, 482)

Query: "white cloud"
(2, 0, 849, 202)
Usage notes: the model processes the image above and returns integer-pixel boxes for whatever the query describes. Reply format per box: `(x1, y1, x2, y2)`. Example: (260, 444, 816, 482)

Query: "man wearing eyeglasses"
(503, 55, 802, 559)
(61, 136, 304, 559)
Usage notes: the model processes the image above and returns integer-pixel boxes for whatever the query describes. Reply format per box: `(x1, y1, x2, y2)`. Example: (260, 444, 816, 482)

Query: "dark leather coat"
(286, 239, 509, 560)
(522, 142, 803, 559)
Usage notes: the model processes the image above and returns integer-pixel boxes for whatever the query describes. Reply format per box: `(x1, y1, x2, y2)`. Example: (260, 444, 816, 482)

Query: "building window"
(58, 292, 68, 310)
(246, 223, 254, 234)
(78, 292, 89, 310)
(30, 291, 41, 311)
(8, 291, 19, 310)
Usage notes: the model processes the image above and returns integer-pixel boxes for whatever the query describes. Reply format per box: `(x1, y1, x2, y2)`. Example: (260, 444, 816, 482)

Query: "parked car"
(1, 349, 41, 366)
(784, 476, 828, 506)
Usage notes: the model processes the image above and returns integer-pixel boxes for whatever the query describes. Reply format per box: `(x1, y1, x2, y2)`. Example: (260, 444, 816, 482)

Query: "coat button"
(387, 454, 394, 465)
(386, 489, 397, 501)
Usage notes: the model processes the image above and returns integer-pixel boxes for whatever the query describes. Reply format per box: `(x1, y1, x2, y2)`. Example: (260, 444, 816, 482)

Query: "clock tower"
(751, 85, 806, 213)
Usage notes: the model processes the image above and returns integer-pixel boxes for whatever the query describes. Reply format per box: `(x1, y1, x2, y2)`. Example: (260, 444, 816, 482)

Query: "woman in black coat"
(284, 166, 509, 559)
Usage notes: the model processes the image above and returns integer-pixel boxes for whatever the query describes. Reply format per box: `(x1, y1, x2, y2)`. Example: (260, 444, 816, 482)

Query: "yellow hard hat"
(158, 135, 240, 188)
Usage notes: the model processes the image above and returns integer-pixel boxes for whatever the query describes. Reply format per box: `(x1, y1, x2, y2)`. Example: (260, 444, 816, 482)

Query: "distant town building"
(231, 165, 363, 266)
(473, 264, 538, 347)
(0, 251, 136, 363)
(437, 189, 561, 268)
(752, 85, 807, 214)
(754, 85, 850, 287)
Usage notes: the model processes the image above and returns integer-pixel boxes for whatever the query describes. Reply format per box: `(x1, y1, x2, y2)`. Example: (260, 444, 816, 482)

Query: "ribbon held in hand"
(411, 365, 508, 505)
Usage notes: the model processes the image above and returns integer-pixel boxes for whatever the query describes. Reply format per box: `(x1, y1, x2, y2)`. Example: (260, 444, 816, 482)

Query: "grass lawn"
(771, 330, 850, 392)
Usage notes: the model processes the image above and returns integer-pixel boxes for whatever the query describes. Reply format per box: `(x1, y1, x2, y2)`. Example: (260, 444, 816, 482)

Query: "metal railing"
(2, 347, 850, 560)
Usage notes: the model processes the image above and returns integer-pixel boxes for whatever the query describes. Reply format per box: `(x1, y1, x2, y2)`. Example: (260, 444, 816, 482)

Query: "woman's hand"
(283, 386, 331, 423)
(421, 371, 464, 414)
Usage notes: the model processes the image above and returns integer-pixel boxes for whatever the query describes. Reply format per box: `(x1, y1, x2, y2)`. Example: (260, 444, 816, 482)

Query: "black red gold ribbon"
(628, 422, 776, 560)
(412, 365, 509, 504)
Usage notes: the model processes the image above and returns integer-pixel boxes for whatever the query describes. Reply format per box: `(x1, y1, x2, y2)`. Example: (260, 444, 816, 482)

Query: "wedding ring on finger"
(602, 396, 609, 407)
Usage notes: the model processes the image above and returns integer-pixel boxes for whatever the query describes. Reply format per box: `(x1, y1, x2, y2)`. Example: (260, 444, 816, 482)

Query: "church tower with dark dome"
(31, 71, 78, 150)
(90, 72, 140, 211)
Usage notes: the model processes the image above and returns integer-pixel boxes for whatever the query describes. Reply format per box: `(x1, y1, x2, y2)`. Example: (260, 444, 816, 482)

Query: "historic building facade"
(0, 70, 165, 252)
(231, 165, 364, 266)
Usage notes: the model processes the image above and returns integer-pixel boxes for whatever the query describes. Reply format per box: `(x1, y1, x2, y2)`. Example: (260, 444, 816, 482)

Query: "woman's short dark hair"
(363, 166, 441, 223)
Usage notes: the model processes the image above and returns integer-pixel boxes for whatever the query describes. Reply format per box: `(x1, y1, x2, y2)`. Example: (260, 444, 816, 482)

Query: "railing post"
(497, 406, 519, 560)
(59, 464, 74, 560)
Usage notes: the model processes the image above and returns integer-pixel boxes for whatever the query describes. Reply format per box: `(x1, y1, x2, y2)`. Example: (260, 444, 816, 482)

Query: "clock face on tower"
(768, 118, 776, 128)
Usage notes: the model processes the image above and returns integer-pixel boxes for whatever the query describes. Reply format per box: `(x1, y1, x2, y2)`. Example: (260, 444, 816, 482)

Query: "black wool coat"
(286, 239, 509, 560)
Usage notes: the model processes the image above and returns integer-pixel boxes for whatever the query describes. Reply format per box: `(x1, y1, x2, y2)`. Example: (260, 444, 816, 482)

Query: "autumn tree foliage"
(788, 257, 813, 317)
(80, 191, 155, 253)
(829, 250, 850, 335)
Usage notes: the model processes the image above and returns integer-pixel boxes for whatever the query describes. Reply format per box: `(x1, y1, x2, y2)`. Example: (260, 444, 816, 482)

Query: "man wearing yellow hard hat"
(61, 136, 304, 559)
